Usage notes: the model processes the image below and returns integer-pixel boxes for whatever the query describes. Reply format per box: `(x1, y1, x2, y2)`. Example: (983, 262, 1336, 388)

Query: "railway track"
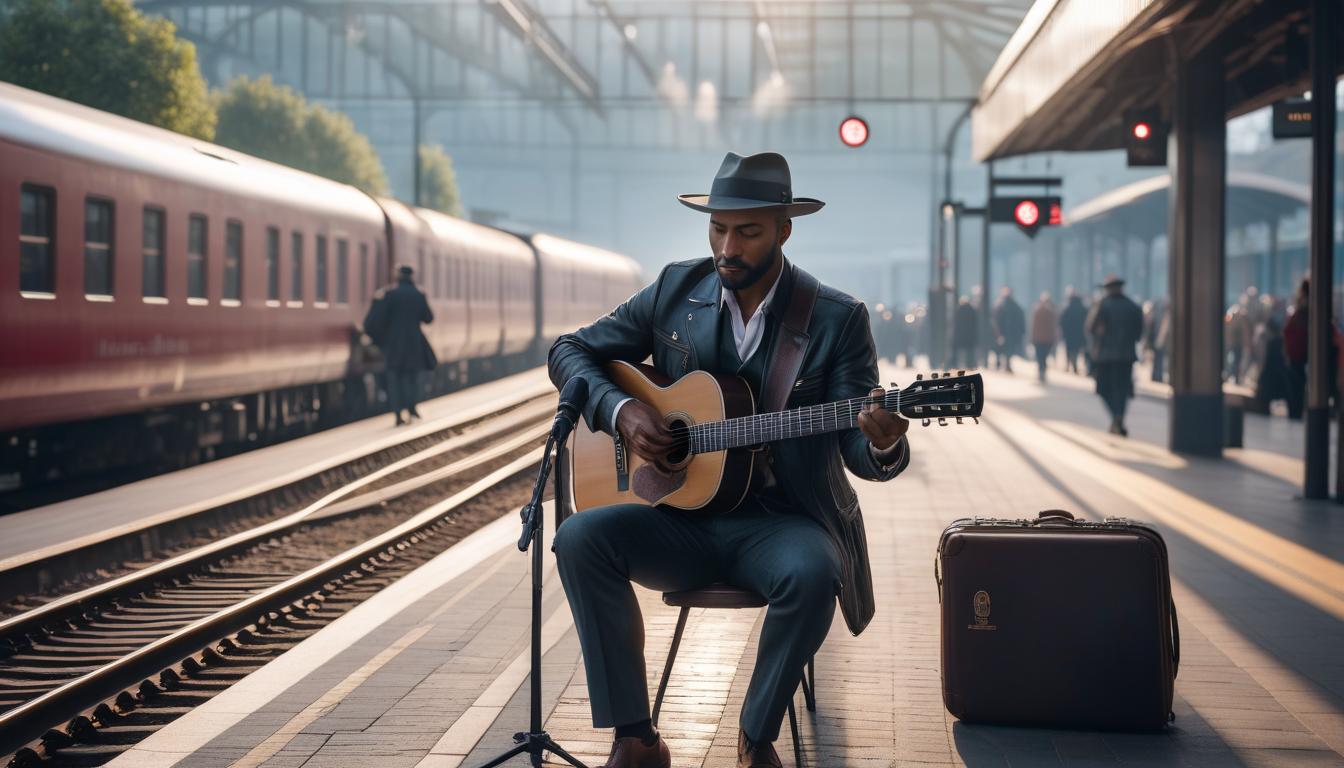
(1, 400, 559, 766)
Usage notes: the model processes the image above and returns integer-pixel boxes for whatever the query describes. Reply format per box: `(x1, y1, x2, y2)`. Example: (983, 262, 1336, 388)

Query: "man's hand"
(857, 387, 909, 451)
(616, 399, 678, 463)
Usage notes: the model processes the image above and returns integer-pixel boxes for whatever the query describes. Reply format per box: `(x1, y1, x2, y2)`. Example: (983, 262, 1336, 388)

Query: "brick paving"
(151, 365, 1344, 768)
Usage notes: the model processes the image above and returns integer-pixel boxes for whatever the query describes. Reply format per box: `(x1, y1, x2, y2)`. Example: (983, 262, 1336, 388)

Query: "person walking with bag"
(1030, 292, 1059, 383)
(365, 265, 437, 426)
(1086, 275, 1144, 436)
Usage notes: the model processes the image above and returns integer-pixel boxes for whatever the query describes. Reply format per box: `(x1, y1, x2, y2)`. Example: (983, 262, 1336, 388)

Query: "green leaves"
(417, 144, 464, 217)
(0, 0, 216, 139)
(214, 75, 389, 196)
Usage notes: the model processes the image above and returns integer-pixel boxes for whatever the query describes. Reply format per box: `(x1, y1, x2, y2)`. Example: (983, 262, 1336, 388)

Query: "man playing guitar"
(549, 151, 911, 768)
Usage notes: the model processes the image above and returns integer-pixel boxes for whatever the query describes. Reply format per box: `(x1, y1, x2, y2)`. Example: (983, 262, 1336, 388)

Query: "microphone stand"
(475, 431, 588, 768)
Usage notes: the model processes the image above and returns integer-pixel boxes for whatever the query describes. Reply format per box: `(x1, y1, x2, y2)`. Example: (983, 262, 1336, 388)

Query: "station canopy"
(972, 0, 1344, 162)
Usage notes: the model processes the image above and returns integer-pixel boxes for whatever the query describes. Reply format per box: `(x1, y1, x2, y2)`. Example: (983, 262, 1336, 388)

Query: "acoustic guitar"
(571, 361, 984, 514)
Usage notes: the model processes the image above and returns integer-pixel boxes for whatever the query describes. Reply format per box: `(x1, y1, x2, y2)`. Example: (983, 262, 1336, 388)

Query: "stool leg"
(787, 697, 803, 768)
(652, 606, 690, 728)
(802, 656, 816, 712)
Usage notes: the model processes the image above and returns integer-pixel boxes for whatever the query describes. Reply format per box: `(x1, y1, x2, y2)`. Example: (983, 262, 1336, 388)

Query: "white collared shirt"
(720, 270, 781, 362)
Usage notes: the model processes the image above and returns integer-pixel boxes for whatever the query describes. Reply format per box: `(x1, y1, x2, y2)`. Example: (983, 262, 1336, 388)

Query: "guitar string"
(657, 387, 959, 454)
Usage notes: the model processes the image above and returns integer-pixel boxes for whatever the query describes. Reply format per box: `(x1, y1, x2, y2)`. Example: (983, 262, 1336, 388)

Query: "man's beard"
(715, 243, 779, 291)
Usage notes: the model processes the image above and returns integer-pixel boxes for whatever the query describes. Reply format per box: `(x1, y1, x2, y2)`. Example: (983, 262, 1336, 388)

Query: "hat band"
(710, 177, 793, 204)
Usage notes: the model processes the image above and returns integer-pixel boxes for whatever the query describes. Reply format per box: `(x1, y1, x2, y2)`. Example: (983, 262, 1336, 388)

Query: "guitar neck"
(687, 390, 900, 454)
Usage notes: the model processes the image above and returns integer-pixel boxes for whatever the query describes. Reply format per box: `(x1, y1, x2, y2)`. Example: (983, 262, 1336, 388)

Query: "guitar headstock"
(887, 370, 984, 426)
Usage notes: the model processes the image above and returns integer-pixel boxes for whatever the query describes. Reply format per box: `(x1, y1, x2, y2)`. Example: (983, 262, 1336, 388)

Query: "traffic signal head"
(990, 195, 1061, 237)
(1124, 108, 1167, 167)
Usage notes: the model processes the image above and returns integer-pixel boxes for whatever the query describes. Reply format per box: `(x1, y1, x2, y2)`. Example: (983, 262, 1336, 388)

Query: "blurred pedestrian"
(1059, 286, 1087, 375)
(992, 287, 1025, 373)
(1283, 279, 1308, 420)
(1030, 291, 1058, 383)
(951, 296, 978, 369)
(1086, 274, 1144, 436)
(1253, 317, 1289, 414)
(367, 264, 437, 426)
(1144, 298, 1169, 382)
(1225, 301, 1253, 385)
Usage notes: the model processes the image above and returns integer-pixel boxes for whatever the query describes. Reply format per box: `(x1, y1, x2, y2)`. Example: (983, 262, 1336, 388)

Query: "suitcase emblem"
(970, 591, 996, 631)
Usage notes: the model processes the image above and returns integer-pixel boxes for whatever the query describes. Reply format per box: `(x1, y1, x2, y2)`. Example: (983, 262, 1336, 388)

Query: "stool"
(651, 583, 817, 767)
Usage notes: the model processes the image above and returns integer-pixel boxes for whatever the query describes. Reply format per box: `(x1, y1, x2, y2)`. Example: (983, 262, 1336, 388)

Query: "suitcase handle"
(1170, 601, 1180, 677)
(1036, 510, 1076, 524)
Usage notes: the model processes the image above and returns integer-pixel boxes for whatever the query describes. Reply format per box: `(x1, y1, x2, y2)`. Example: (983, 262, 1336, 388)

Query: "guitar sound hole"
(665, 417, 689, 466)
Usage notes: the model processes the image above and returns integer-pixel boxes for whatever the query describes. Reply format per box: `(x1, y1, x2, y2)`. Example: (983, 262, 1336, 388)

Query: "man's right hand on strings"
(616, 399, 677, 463)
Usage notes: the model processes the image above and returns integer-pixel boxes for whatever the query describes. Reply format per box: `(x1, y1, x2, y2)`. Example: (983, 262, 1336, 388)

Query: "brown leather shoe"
(737, 729, 783, 768)
(598, 734, 670, 768)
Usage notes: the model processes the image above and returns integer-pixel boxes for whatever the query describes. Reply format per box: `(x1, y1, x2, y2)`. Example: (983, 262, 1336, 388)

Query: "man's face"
(708, 208, 791, 291)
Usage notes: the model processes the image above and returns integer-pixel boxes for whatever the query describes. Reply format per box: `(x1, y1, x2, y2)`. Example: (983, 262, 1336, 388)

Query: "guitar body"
(571, 361, 757, 514)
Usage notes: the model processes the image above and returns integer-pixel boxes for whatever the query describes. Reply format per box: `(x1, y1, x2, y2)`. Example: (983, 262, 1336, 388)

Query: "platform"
(0, 368, 553, 571)
(108, 365, 1344, 767)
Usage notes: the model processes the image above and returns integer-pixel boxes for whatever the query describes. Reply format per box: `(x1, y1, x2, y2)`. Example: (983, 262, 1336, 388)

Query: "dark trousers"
(386, 369, 422, 415)
(1034, 343, 1053, 381)
(552, 499, 841, 743)
(1285, 362, 1306, 419)
(1094, 361, 1135, 423)
(1063, 343, 1083, 374)
(951, 344, 976, 369)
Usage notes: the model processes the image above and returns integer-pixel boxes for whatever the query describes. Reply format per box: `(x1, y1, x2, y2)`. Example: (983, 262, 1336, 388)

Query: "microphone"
(550, 376, 589, 445)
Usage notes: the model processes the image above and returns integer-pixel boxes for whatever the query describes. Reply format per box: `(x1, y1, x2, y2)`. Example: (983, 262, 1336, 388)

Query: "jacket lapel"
(683, 268, 720, 371)
(761, 260, 812, 408)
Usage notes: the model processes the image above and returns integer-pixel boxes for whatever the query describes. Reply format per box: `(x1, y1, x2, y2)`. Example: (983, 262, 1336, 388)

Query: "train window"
(315, 235, 328, 303)
(265, 227, 280, 302)
(20, 184, 56, 296)
(374, 241, 385, 290)
(359, 243, 369, 302)
(83, 198, 114, 299)
(417, 246, 425, 287)
(290, 232, 304, 303)
(434, 252, 443, 298)
(187, 214, 208, 301)
(336, 239, 349, 304)
(142, 208, 166, 299)
(223, 220, 243, 303)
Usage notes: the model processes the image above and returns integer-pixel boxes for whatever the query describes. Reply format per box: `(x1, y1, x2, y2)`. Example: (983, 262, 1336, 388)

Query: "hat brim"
(1099, 279, 1126, 287)
(677, 194, 824, 217)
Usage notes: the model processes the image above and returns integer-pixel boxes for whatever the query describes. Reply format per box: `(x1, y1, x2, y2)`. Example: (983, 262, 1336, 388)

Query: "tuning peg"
(938, 417, 948, 426)
(930, 372, 939, 379)
(958, 370, 966, 376)
(956, 417, 964, 424)
(921, 418, 931, 427)
(889, 381, 898, 389)
(916, 374, 923, 381)
(972, 417, 980, 425)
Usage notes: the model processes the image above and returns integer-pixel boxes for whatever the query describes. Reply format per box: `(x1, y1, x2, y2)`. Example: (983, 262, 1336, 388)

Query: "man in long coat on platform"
(365, 265, 437, 426)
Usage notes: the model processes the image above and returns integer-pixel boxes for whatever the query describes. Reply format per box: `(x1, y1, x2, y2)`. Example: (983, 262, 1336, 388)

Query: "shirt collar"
(720, 265, 783, 319)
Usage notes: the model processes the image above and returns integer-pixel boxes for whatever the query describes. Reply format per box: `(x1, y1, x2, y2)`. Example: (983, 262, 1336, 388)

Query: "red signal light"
(1013, 200, 1040, 228)
(1132, 122, 1151, 140)
(839, 116, 869, 148)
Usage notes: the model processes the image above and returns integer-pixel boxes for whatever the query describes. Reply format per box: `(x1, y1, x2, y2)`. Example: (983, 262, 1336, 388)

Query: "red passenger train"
(0, 82, 642, 500)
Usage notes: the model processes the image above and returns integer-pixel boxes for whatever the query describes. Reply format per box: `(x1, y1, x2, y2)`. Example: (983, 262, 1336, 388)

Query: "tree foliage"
(418, 144, 465, 217)
(214, 75, 389, 195)
(0, 0, 216, 139)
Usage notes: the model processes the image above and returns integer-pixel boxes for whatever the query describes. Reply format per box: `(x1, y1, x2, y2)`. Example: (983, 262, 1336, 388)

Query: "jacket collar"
(683, 257, 796, 370)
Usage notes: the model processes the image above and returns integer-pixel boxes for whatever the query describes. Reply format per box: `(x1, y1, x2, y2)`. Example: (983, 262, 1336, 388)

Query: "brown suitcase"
(935, 510, 1179, 731)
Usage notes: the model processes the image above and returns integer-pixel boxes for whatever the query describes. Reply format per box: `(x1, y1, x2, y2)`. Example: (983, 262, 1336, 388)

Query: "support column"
(1309, 0, 1337, 500)
(1168, 41, 1226, 457)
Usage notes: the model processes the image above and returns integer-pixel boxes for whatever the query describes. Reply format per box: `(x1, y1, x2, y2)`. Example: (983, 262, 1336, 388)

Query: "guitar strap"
(761, 265, 819, 414)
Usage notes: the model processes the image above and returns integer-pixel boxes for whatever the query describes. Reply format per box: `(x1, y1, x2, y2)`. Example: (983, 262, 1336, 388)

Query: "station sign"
(1272, 98, 1312, 139)
(989, 195, 1062, 237)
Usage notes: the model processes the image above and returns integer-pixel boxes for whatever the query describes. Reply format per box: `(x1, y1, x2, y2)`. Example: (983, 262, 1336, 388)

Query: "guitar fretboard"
(685, 390, 900, 454)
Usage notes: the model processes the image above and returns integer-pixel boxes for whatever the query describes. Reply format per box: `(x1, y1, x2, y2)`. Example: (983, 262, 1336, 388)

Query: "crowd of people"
(869, 275, 1321, 431)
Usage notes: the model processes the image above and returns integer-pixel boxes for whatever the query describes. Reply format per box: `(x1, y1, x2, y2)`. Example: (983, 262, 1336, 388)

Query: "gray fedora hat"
(678, 151, 824, 217)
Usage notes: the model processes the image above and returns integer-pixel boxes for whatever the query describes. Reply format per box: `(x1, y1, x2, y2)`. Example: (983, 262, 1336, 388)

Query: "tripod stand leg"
(473, 739, 529, 768)
(538, 734, 591, 767)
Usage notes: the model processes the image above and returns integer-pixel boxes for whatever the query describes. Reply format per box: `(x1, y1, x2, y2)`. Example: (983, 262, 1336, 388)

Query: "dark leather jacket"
(547, 257, 910, 636)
